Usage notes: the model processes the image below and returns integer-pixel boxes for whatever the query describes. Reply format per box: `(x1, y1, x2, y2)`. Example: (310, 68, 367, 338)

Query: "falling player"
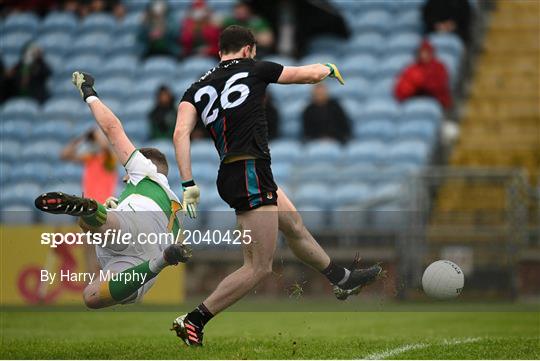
(35, 72, 191, 308)
(172, 25, 383, 346)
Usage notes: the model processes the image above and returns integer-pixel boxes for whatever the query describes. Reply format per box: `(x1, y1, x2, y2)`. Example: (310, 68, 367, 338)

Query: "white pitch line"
(362, 336, 483, 360)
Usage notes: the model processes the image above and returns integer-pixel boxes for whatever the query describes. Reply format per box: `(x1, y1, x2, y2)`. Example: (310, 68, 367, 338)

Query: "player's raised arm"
(173, 100, 200, 218)
(278, 63, 345, 85)
(72, 71, 135, 165)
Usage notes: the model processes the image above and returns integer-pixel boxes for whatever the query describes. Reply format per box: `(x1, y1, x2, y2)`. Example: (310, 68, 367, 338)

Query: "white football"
(422, 260, 464, 299)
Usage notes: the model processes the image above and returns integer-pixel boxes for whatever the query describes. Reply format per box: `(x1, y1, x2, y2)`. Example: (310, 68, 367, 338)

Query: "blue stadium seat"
(303, 140, 343, 163)
(371, 182, 403, 201)
(1, 120, 32, 141)
(116, 11, 143, 35)
(386, 140, 430, 165)
(198, 183, 223, 211)
(1, 31, 34, 56)
(70, 32, 112, 55)
(355, 119, 396, 141)
(327, 76, 369, 100)
(348, 32, 385, 56)
(42, 98, 86, 120)
(271, 162, 293, 184)
(269, 139, 302, 164)
(280, 99, 308, 137)
(267, 83, 310, 104)
(172, 77, 197, 98)
(341, 98, 363, 121)
(340, 54, 378, 79)
(345, 140, 386, 165)
(0, 204, 35, 224)
(296, 163, 341, 183)
(333, 182, 372, 207)
(41, 12, 78, 33)
(80, 13, 117, 34)
(31, 119, 75, 142)
(0, 162, 10, 184)
(338, 164, 381, 183)
(21, 140, 63, 162)
(293, 182, 332, 209)
(377, 53, 414, 78)
(144, 139, 175, 162)
(300, 54, 337, 67)
(370, 76, 396, 98)
(191, 140, 219, 164)
(55, 163, 83, 183)
(192, 162, 217, 184)
(1, 98, 39, 120)
(3, 13, 39, 33)
(207, 0, 236, 12)
(63, 54, 102, 76)
(123, 121, 150, 143)
(428, 33, 464, 60)
(385, 32, 421, 56)
(307, 35, 347, 56)
(438, 52, 460, 83)
(1, 182, 41, 205)
(141, 56, 178, 78)
(181, 56, 217, 78)
(393, 10, 421, 34)
(10, 162, 54, 185)
(363, 98, 400, 121)
(0, 140, 21, 163)
(106, 32, 140, 57)
(391, 0, 424, 11)
(36, 32, 73, 55)
(351, 10, 392, 34)
(262, 55, 296, 66)
(100, 55, 138, 77)
(124, 0, 151, 12)
(44, 181, 82, 197)
(98, 76, 133, 99)
(132, 76, 171, 97)
(401, 97, 443, 122)
(398, 119, 438, 143)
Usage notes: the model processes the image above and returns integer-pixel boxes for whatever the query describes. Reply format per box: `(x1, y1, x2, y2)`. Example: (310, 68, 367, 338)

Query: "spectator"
(422, 0, 472, 45)
(148, 85, 176, 139)
(179, 0, 220, 58)
(302, 83, 351, 143)
(60, 128, 118, 204)
(264, 93, 279, 140)
(223, 1, 274, 56)
(5, 42, 51, 104)
(138, 0, 179, 58)
(394, 39, 452, 109)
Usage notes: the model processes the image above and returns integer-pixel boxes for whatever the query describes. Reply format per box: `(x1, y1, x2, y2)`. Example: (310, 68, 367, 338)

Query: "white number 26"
(194, 72, 250, 126)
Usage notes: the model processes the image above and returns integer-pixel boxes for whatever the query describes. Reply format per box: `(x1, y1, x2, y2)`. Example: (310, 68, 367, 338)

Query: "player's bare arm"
(278, 63, 345, 85)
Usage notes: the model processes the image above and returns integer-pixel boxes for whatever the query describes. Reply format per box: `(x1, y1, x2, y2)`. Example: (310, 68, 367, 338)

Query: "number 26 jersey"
(181, 58, 284, 162)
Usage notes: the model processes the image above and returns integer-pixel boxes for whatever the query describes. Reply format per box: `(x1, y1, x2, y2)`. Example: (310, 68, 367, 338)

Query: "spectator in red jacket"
(179, 0, 220, 58)
(394, 39, 452, 109)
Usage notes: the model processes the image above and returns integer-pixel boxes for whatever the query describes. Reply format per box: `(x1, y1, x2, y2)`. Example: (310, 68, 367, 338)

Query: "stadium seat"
(398, 119, 438, 143)
(428, 33, 464, 60)
(2, 13, 39, 33)
(271, 162, 293, 184)
(386, 140, 430, 165)
(10, 162, 53, 185)
(191, 140, 219, 164)
(1, 182, 41, 205)
(351, 10, 392, 34)
(280, 99, 308, 137)
(300, 53, 337, 67)
(100, 55, 138, 77)
(106, 33, 140, 57)
(80, 13, 117, 34)
(293, 163, 340, 184)
(344, 140, 386, 165)
(55, 163, 83, 183)
(401, 98, 443, 122)
(41, 12, 78, 33)
(377, 53, 414, 78)
(393, 10, 421, 34)
(116, 11, 143, 35)
(36, 32, 73, 55)
(0, 162, 10, 184)
(293, 182, 333, 209)
(337, 164, 382, 183)
(0, 140, 21, 163)
(438, 52, 460, 83)
(1, 98, 39, 121)
(197, 182, 223, 210)
(307, 35, 347, 56)
(355, 119, 396, 141)
(192, 162, 217, 184)
(30, 119, 75, 142)
(303, 140, 343, 163)
(327, 76, 369, 100)
(269, 139, 302, 164)
(130, 76, 170, 98)
(267, 83, 310, 104)
(339, 54, 378, 78)
(144, 139, 175, 163)
(63, 54, 102, 76)
(1, 120, 32, 141)
(348, 32, 385, 56)
(0, 31, 34, 56)
(21, 140, 63, 162)
(181, 56, 217, 78)
(371, 182, 403, 201)
(42, 98, 86, 120)
(362, 98, 400, 121)
(141, 56, 178, 79)
(341, 98, 363, 120)
(70, 32, 112, 56)
(97, 76, 133, 99)
(385, 32, 421, 56)
(262, 55, 297, 66)
(369, 77, 396, 98)
(332, 182, 372, 207)
(123, 121, 150, 143)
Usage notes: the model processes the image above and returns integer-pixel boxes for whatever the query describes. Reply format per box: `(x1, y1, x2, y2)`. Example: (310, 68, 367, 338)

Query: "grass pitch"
(1, 302, 538, 359)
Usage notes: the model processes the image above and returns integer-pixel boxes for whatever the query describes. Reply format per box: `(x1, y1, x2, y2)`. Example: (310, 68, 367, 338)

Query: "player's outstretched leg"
(83, 243, 191, 309)
(276, 188, 383, 300)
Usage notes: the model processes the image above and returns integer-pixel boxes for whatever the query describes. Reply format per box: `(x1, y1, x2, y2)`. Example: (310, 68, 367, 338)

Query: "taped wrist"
(182, 179, 196, 189)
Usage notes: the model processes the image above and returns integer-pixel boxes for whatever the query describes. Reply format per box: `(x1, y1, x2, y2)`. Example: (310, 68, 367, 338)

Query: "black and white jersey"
(181, 58, 283, 162)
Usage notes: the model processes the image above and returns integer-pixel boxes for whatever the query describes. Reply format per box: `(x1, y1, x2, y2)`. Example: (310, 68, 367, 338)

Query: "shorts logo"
(266, 192, 273, 200)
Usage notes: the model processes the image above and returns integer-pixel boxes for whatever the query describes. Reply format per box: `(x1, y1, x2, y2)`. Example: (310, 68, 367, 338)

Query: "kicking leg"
(276, 188, 383, 299)
(172, 205, 278, 346)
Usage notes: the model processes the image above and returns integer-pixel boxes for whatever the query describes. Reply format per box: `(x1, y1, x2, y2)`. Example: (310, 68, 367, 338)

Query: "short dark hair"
(139, 147, 168, 176)
(219, 25, 256, 54)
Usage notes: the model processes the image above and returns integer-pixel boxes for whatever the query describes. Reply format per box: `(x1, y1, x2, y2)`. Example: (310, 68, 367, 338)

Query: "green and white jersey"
(116, 149, 182, 236)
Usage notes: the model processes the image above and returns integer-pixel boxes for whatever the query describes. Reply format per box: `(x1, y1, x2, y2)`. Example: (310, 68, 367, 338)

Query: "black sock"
(321, 261, 347, 285)
(186, 303, 214, 329)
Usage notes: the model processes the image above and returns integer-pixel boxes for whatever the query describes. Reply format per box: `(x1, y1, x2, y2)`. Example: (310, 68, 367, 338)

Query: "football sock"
(186, 303, 214, 329)
(321, 261, 350, 285)
(105, 260, 158, 302)
(81, 203, 108, 228)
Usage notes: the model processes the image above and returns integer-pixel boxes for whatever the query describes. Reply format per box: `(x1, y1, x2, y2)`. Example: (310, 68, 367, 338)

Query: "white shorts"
(95, 194, 172, 303)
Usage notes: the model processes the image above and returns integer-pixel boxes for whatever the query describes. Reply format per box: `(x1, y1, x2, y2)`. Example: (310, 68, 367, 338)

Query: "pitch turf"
(1, 302, 538, 359)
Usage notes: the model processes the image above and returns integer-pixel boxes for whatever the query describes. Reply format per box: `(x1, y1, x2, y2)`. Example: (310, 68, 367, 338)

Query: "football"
(422, 260, 465, 299)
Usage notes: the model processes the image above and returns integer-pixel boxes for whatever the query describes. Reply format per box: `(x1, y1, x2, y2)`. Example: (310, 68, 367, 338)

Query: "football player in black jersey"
(171, 25, 382, 346)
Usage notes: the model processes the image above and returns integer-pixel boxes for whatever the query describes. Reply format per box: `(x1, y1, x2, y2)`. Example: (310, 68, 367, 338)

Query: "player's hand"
(324, 63, 345, 85)
(182, 180, 200, 219)
(72, 71, 98, 101)
(104, 196, 118, 209)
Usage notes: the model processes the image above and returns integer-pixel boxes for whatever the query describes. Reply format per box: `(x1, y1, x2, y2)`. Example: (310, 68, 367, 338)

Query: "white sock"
(337, 269, 351, 286)
(85, 95, 99, 104)
(149, 255, 167, 273)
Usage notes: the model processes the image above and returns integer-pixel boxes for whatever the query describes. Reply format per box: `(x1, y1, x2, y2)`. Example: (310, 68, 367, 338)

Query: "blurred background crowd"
(0, 0, 538, 300)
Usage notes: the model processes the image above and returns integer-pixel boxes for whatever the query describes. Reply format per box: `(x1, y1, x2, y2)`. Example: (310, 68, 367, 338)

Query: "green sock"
(108, 261, 158, 302)
(81, 203, 108, 227)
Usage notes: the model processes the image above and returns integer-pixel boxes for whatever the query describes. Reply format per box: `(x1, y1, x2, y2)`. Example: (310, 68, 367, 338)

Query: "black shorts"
(217, 159, 278, 213)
